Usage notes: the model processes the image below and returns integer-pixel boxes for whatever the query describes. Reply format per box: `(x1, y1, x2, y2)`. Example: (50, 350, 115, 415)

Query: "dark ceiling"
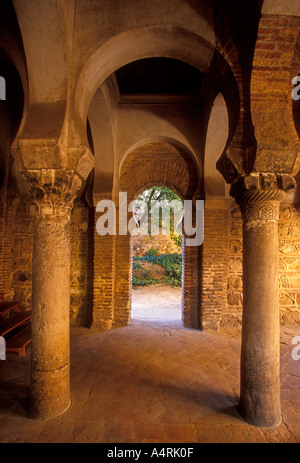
(115, 58, 204, 95)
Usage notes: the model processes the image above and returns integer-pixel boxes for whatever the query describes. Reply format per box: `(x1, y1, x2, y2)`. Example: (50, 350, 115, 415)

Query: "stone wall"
(225, 206, 243, 328)
(1, 196, 299, 329)
(7, 197, 93, 326)
(132, 234, 181, 256)
(11, 198, 34, 308)
(279, 205, 300, 325)
(223, 203, 300, 327)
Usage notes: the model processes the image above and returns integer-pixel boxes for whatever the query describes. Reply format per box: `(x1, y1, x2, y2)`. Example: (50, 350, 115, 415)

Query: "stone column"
(27, 170, 81, 420)
(231, 173, 295, 427)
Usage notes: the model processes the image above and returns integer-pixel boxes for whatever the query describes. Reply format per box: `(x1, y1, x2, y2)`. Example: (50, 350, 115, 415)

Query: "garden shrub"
(132, 248, 182, 287)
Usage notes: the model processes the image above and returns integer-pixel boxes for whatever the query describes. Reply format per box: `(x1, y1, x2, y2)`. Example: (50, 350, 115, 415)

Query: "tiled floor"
(0, 320, 299, 443)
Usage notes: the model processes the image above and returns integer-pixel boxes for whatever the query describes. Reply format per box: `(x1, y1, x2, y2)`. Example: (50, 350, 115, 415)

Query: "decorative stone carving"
(23, 169, 82, 218)
(11, 139, 95, 181)
(21, 166, 89, 420)
(230, 172, 296, 427)
(230, 173, 296, 223)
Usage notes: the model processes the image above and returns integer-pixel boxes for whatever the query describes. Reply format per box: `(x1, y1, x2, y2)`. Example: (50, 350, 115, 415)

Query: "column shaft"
(240, 212, 281, 427)
(230, 173, 296, 427)
(30, 209, 71, 419)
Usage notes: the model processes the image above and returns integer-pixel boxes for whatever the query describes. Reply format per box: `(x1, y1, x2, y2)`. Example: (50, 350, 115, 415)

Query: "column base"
(30, 365, 70, 420)
(238, 400, 282, 428)
(90, 319, 113, 331)
(30, 400, 71, 421)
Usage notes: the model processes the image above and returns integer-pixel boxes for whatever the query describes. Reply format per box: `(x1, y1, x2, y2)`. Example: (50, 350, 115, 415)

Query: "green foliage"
(132, 248, 182, 287)
(170, 230, 182, 248)
(132, 261, 143, 271)
(134, 187, 183, 239)
(132, 265, 159, 287)
(132, 187, 182, 287)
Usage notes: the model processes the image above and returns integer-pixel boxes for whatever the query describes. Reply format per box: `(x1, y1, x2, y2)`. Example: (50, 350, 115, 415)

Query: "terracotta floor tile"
(0, 322, 299, 443)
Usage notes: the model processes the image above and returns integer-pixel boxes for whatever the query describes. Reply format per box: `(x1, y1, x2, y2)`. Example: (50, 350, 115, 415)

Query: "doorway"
(130, 186, 183, 323)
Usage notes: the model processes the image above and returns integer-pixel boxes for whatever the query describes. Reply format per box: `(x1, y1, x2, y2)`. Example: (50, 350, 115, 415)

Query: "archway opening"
(131, 186, 183, 324)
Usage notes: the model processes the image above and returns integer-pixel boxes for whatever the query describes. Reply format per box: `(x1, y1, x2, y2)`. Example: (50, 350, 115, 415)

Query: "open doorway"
(131, 187, 183, 323)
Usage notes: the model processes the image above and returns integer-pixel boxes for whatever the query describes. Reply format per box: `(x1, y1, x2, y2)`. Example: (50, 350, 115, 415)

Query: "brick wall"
(223, 203, 300, 327)
(70, 201, 94, 327)
(201, 208, 229, 331)
(279, 205, 300, 325)
(1, 196, 22, 300)
(1, 195, 299, 330)
(92, 215, 115, 330)
(225, 206, 243, 327)
(6, 197, 93, 326)
(251, 15, 300, 173)
(10, 197, 34, 307)
(113, 233, 132, 327)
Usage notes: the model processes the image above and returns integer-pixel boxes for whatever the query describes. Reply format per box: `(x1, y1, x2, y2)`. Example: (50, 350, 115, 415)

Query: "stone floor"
(0, 315, 299, 443)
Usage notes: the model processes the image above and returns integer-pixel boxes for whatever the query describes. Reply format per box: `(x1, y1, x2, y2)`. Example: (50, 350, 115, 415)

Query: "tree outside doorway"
(131, 187, 183, 322)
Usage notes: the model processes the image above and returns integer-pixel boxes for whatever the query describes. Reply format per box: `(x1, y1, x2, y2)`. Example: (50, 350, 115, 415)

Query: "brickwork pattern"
(0, 199, 7, 295)
(10, 198, 34, 307)
(224, 204, 300, 327)
(201, 209, 229, 331)
(1, 196, 299, 329)
(93, 218, 115, 330)
(226, 206, 243, 327)
(113, 233, 132, 328)
(279, 206, 300, 325)
(251, 15, 300, 173)
(6, 197, 93, 325)
(70, 201, 93, 327)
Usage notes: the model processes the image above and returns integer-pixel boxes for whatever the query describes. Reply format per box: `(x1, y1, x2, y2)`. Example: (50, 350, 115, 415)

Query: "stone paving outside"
(131, 285, 182, 321)
(0, 287, 299, 443)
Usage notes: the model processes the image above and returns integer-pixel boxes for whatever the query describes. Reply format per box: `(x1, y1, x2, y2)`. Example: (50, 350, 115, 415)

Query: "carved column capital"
(23, 169, 82, 219)
(230, 173, 296, 222)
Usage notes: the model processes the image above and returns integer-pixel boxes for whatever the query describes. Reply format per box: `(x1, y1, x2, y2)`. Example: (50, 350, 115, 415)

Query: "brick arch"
(74, 26, 215, 146)
(119, 141, 200, 202)
(114, 140, 202, 330)
(250, 14, 300, 175)
(291, 31, 300, 151)
(73, 26, 240, 171)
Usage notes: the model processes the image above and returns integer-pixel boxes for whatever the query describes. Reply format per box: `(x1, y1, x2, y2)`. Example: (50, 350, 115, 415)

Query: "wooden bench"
(0, 311, 32, 356)
(6, 324, 31, 356)
(0, 301, 21, 318)
(0, 311, 31, 337)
